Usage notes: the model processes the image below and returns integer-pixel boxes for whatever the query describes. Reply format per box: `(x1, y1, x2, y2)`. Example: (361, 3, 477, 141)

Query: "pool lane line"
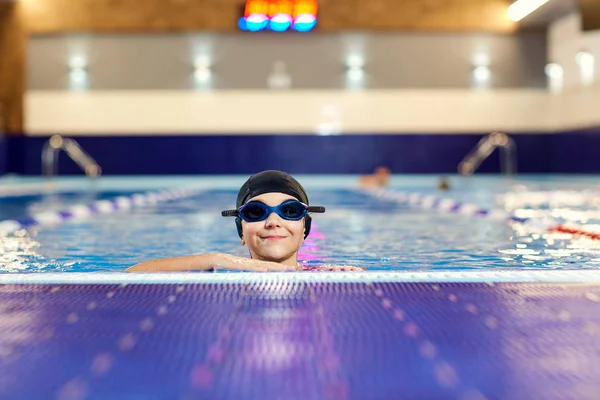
(548, 225, 600, 241)
(359, 187, 529, 223)
(0, 187, 204, 236)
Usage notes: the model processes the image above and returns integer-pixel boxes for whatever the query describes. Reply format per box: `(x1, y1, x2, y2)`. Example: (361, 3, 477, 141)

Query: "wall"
(18, 85, 600, 175)
(8, 130, 600, 175)
(2, 0, 518, 135)
(25, 31, 551, 133)
(10, 5, 600, 175)
(28, 32, 548, 90)
(21, 0, 516, 33)
(18, 21, 600, 175)
(25, 85, 600, 135)
(24, 89, 555, 135)
(548, 12, 600, 88)
(0, 133, 6, 175)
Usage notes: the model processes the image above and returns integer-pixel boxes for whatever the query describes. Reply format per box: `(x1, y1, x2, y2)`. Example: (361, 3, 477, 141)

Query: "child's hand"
(300, 265, 365, 272)
(213, 254, 296, 272)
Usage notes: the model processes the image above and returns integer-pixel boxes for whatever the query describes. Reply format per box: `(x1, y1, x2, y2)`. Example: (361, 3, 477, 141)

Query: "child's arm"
(126, 253, 297, 273)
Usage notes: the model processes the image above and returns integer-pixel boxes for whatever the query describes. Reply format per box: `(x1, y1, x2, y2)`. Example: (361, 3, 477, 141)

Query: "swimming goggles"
(222, 199, 325, 222)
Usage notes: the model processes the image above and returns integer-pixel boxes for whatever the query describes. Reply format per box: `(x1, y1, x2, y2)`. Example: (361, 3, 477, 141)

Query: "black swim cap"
(222, 170, 324, 239)
(236, 170, 309, 208)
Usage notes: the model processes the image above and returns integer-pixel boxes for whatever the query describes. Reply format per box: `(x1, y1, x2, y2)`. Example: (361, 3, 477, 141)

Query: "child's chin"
(259, 250, 289, 261)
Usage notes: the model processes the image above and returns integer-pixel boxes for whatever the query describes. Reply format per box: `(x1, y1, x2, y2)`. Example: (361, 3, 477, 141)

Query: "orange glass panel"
(293, 0, 318, 17)
(268, 0, 294, 17)
(244, 0, 269, 17)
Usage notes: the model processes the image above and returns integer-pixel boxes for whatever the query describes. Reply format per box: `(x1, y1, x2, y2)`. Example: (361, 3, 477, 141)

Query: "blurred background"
(0, 0, 599, 175)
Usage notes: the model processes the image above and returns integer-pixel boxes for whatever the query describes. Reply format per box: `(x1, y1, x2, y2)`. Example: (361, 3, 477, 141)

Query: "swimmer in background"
(438, 176, 451, 191)
(359, 167, 391, 188)
(128, 170, 364, 273)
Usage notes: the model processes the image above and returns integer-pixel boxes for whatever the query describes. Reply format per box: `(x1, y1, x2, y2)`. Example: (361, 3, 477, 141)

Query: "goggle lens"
(242, 203, 269, 221)
(279, 201, 306, 219)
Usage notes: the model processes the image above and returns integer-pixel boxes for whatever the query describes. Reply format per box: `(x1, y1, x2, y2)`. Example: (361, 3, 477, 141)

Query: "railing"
(42, 135, 101, 194)
(458, 132, 517, 176)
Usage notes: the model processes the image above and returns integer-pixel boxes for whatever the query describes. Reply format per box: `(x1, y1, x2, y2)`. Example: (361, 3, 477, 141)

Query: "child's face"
(241, 192, 305, 264)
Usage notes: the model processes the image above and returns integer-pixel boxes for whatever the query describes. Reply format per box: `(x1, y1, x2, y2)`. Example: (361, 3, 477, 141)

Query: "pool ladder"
(458, 132, 517, 176)
(42, 135, 102, 180)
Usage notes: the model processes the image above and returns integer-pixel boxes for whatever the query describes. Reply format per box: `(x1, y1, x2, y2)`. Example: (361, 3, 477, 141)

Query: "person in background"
(438, 176, 451, 191)
(359, 167, 391, 188)
(128, 170, 364, 273)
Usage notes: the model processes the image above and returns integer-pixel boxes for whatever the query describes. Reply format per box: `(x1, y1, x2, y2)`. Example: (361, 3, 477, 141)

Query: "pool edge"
(2, 270, 600, 284)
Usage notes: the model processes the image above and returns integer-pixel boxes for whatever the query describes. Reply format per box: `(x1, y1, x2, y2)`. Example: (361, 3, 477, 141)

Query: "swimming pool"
(2, 174, 600, 399)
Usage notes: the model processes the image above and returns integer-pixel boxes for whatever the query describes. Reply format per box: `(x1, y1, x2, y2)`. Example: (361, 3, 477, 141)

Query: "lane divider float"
(0, 187, 203, 236)
(360, 188, 529, 223)
(360, 188, 600, 241)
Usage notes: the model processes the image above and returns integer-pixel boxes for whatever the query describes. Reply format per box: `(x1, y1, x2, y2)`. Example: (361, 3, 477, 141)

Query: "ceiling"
(517, 0, 579, 29)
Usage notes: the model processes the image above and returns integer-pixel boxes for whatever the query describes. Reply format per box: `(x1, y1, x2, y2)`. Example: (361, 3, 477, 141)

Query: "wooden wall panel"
(580, 0, 600, 31)
(0, 3, 26, 134)
(21, 0, 516, 33)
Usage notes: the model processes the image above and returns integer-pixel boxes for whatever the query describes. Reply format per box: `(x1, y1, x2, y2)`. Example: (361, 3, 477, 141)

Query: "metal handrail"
(458, 132, 517, 176)
(42, 135, 102, 179)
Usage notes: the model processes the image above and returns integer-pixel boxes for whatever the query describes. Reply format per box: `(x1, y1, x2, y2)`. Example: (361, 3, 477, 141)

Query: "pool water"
(2, 176, 600, 274)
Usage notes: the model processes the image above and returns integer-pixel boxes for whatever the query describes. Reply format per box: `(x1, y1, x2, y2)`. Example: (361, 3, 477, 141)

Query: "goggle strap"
(222, 204, 326, 218)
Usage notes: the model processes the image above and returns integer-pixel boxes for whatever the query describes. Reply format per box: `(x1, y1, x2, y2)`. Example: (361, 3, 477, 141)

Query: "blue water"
(2, 180, 600, 273)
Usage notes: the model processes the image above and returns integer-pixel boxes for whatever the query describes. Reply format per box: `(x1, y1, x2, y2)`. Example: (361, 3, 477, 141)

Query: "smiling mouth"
(262, 236, 287, 241)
